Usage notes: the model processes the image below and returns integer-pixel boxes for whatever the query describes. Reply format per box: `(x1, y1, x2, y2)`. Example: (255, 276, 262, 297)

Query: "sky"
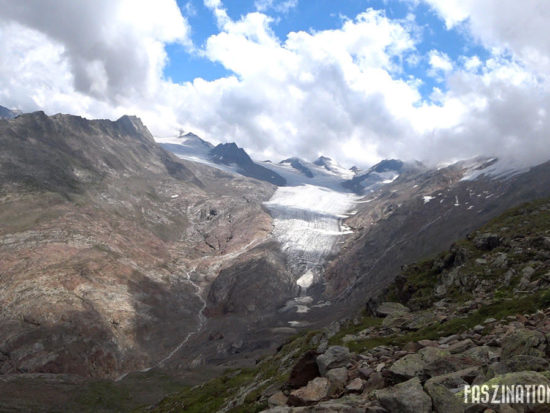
(0, 0, 549, 168)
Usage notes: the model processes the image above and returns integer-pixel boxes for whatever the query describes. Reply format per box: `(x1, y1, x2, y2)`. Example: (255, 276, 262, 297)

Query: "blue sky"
(164, 0, 489, 99)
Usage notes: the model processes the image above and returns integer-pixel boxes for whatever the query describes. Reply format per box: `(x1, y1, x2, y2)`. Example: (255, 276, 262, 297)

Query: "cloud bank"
(0, 0, 549, 168)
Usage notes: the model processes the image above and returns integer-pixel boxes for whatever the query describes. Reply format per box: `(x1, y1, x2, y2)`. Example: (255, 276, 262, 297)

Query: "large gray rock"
(425, 366, 480, 391)
(382, 312, 414, 328)
(375, 377, 432, 413)
(405, 310, 439, 330)
(473, 233, 500, 250)
(424, 381, 464, 413)
(268, 391, 288, 407)
(460, 345, 499, 364)
(316, 346, 351, 376)
(325, 367, 348, 392)
(288, 377, 331, 406)
(447, 339, 475, 354)
(376, 302, 410, 317)
(487, 355, 550, 378)
(389, 346, 451, 379)
(501, 328, 546, 358)
(388, 353, 424, 379)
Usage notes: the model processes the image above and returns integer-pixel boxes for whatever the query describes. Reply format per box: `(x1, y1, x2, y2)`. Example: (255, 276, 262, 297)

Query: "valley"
(1, 112, 550, 412)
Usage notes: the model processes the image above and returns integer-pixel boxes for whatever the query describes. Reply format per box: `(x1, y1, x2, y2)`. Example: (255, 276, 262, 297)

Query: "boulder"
(419, 346, 451, 364)
(375, 377, 432, 413)
(326, 367, 348, 392)
(487, 355, 550, 378)
(382, 312, 414, 328)
(424, 381, 464, 413)
(376, 302, 410, 317)
(388, 353, 424, 379)
(424, 354, 480, 378)
(364, 372, 385, 392)
(473, 233, 500, 250)
(501, 328, 546, 359)
(425, 366, 480, 391)
(288, 377, 331, 406)
(405, 310, 439, 330)
(268, 391, 288, 407)
(389, 346, 454, 379)
(460, 345, 499, 364)
(316, 346, 351, 376)
(448, 339, 475, 354)
(289, 350, 320, 388)
(345, 378, 364, 393)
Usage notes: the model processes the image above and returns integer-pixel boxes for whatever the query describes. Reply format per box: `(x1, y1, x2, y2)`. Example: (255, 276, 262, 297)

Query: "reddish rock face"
(0, 112, 276, 379)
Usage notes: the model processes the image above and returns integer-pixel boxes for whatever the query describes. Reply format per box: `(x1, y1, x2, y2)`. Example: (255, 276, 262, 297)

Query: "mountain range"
(1, 110, 550, 411)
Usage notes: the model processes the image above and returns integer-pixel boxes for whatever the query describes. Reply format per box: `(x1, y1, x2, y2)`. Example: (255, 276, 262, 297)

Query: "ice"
(297, 270, 314, 289)
(264, 184, 358, 289)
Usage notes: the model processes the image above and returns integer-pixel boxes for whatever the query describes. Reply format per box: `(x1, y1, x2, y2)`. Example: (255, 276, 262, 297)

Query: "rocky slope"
(0, 105, 20, 119)
(150, 197, 550, 413)
(0, 111, 277, 381)
(322, 159, 550, 307)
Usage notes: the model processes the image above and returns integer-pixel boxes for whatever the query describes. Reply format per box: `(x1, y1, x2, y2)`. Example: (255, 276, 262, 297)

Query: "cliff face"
(0, 112, 276, 379)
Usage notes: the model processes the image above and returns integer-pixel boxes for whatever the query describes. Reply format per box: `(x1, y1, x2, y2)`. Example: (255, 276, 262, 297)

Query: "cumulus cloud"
(429, 50, 453, 72)
(0, 0, 549, 169)
(422, 0, 550, 76)
(0, 0, 190, 103)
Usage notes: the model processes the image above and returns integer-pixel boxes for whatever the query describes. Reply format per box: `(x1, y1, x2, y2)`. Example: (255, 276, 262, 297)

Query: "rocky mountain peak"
(280, 157, 314, 178)
(209, 142, 252, 166)
(0, 105, 21, 119)
(371, 159, 404, 173)
(115, 114, 154, 142)
(313, 155, 332, 166)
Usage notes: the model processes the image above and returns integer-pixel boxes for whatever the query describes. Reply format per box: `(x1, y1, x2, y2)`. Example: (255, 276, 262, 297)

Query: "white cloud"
(255, 0, 298, 14)
(429, 50, 453, 72)
(0, 0, 190, 103)
(1, 0, 550, 170)
(422, 0, 550, 76)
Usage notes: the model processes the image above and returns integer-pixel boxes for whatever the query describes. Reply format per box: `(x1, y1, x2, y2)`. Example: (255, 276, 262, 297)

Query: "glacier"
(264, 184, 358, 290)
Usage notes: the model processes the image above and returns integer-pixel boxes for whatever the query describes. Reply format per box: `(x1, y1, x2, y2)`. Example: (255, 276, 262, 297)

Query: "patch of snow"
(295, 305, 310, 314)
(454, 196, 460, 206)
(288, 321, 310, 327)
(423, 196, 434, 204)
(171, 194, 179, 199)
(460, 157, 527, 182)
(382, 174, 399, 184)
(297, 270, 314, 289)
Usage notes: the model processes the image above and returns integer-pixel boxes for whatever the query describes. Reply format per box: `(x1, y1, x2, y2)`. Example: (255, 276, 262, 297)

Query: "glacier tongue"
(264, 184, 357, 289)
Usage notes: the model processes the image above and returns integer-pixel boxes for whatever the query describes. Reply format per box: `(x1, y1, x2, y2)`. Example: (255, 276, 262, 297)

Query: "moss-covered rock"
(375, 377, 432, 413)
(501, 328, 546, 359)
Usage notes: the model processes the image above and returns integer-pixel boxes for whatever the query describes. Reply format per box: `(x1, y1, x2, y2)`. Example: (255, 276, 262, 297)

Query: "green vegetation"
(150, 331, 320, 413)
(333, 287, 550, 353)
